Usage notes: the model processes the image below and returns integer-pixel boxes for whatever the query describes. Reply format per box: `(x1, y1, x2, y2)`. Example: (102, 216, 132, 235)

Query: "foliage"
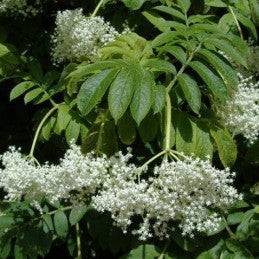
(0, 0, 258, 258)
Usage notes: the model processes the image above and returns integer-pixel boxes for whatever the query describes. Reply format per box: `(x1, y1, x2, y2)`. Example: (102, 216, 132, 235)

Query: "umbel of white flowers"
(0, 145, 119, 203)
(51, 9, 120, 64)
(0, 145, 241, 240)
(0, 0, 41, 15)
(92, 156, 241, 240)
(217, 73, 259, 144)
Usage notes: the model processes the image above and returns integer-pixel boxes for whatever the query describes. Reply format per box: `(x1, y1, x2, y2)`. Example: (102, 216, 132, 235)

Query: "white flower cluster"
(92, 157, 241, 240)
(0, 145, 241, 240)
(0, 145, 135, 204)
(51, 9, 120, 64)
(0, 0, 41, 16)
(217, 73, 259, 144)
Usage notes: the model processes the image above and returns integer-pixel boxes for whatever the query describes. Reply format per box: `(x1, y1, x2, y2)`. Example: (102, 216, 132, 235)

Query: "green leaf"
(54, 210, 69, 238)
(42, 116, 56, 140)
(82, 120, 119, 156)
(220, 250, 235, 259)
(210, 127, 237, 167)
(87, 210, 134, 254)
(56, 104, 72, 134)
(138, 114, 159, 143)
(117, 112, 136, 145)
(16, 227, 53, 257)
(198, 49, 238, 91)
(69, 205, 88, 226)
(0, 215, 15, 228)
(225, 239, 253, 258)
(80, 124, 89, 143)
(227, 212, 245, 225)
(10, 81, 35, 101)
(235, 10, 257, 39)
(175, 112, 213, 159)
(171, 232, 199, 252)
(67, 237, 77, 257)
(206, 38, 248, 67)
(143, 11, 172, 32)
(0, 239, 11, 259)
(124, 244, 160, 258)
(57, 63, 77, 90)
(97, 121, 118, 156)
(249, 0, 259, 26)
(65, 119, 81, 143)
(130, 69, 154, 125)
(33, 92, 51, 105)
(43, 70, 60, 86)
(0, 42, 20, 65)
(77, 69, 118, 115)
(188, 14, 215, 24)
(235, 209, 254, 240)
(122, 0, 146, 10)
(191, 23, 220, 33)
(66, 60, 122, 95)
(160, 45, 187, 64)
(205, 0, 227, 7)
(227, 34, 250, 58)
(152, 31, 180, 47)
(42, 214, 54, 233)
(197, 240, 225, 259)
(189, 61, 227, 101)
(177, 0, 191, 12)
(24, 88, 43, 104)
(67, 60, 122, 80)
(108, 67, 135, 122)
(177, 73, 201, 114)
(152, 84, 166, 113)
(218, 13, 236, 33)
(14, 244, 26, 259)
(153, 5, 186, 21)
(142, 58, 176, 75)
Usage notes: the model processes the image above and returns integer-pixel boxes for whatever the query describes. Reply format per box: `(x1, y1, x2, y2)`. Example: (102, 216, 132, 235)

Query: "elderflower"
(0, 145, 136, 204)
(0, 0, 40, 16)
(92, 157, 241, 240)
(51, 9, 120, 64)
(217, 73, 259, 144)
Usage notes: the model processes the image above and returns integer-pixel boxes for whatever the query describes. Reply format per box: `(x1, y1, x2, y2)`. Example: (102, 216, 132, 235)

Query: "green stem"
(91, 0, 106, 18)
(29, 105, 58, 157)
(169, 151, 180, 161)
(76, 223, 82, 259)
(136, 151, 166, 181)
(228, 6, 244, 40)
(166, 44, 201, 93)
(163, 44, 201, 159)
(140, 150, 167, 170)
(164, 93, 172, 153)
(223, 217, 237, 240)
(170, 150, 187, 159)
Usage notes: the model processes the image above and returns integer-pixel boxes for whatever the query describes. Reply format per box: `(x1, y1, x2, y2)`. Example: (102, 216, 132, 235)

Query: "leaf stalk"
(29, 105, 58, 157)
(91, 0, 106, 18)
